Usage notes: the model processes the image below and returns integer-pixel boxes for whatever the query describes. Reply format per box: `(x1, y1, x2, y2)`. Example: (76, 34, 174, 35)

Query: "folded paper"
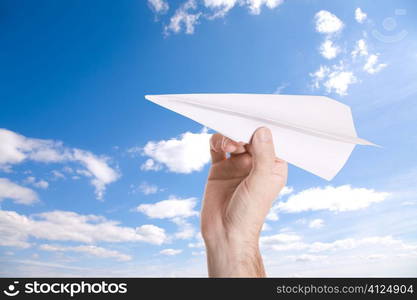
(145, 94, 376, 180)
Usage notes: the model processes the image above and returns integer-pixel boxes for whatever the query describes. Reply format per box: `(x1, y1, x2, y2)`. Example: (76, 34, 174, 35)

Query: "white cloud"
(267, 186, 294, 221)
(136, 196, 199, 219)
(308, 236, 406, 253)
(203, 0, 284, 19)
(286, 254, 327, 262)
(0, 178, 38, 205)
(171, 217, 196, 239)
(273, 82, 289, 94)
(51, 170, 65, 179)
(35, 180, 48, 189)
(366, 254, 386, 260)
(135, 224, 168, 245)
(72, 149, 119, 200)
(261, 233, 417, 258)
(295, 218, 307, 225)
(311, 65, 330, 88)
(260, 233, 305, 251)
(159, 248, 183, 256)
(261, 233, 302, 245)
(363, 54, 387, 74)
(0, 209, 168, 248)
(39, 244, 132, 261)
(140, 159, 162, 171)
(277, 185, 390, 213)
(308, 218, 324, 229)
(312, 35, 386, 95)
(203, 0, 238, 18)
(351, 39, 368, 58)
(246, 0, 284, 15)
(141, 129, 211, 173)
(314, 10, 344, 34)
(355, 8, 367, 24)
(280, 186, 294, 196)
(24, 176, 49, 189)
(401, 201, 416, 206)
(320, 39, 340, 59)
(0, 128, 64, 168)
(165, 0, 201, 35)
(188, 232, 205, 249)
(0, 129, 119, 199)
(138, 182, 160, 195)
(188, 241, 204, 248)
(76, 169, 92, 177)
(311, 63, 357, 96)
(323, 70, 357, 96)
(148, 0, 169, 14)
(266, 209, 279, 221)
(270, 185, 388, 222)
(136, 197, 198, 241)
(262, 182, 417, 276)
(152, 0, 283, 34)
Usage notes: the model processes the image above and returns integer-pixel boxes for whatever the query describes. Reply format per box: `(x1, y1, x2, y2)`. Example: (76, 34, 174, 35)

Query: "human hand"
(201, 127, 288, 277)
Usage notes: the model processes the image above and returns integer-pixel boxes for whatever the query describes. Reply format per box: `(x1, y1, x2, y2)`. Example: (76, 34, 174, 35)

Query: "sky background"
(1, 0, 417, 277)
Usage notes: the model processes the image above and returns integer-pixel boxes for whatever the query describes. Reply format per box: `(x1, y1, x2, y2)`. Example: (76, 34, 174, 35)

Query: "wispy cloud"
(134, 181, 161, 195)
(308, 218, 324, 229)
(351, 39, 368, 58)
(159, 248, 182, 256)
(277, 185, 389, 213)
(148, 0, 169, 14)
(267, 185, 389, 222)
(39, 244, 132, 261)
(0, 129, 119, 199)
(151, 0, 285, 35)
(363, 54, 387, 74)
(273, 82, 289, 94)
(136, 196, 199, 240)
(164, 0, 201, 35)
(261, 233, 417, 254)
(136, 196, 199, 219)
(310, 9, 388, 96)
(24, 176, 49, 189)
(0, 209, 168, 248)
(0, 178, 38, 205)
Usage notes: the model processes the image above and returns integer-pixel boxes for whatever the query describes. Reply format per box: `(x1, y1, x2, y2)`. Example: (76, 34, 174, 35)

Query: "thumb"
(249, 127, 276, 173)
(245, 127, 286, 206)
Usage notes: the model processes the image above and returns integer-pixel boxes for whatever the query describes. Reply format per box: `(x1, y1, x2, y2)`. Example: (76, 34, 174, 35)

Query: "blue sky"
(1, 0, 417, 276)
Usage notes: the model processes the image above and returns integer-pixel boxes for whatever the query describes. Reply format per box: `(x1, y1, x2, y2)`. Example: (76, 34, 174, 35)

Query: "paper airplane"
(145, 94, 376, 180)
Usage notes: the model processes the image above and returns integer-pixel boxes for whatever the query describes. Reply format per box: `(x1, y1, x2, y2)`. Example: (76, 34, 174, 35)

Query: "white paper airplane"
(145, 94, 376, 180)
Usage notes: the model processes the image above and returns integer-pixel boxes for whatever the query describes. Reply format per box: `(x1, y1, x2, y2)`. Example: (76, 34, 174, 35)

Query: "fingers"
(248, 127, 276, 173)
(210, 134, 246, 163)
(210, 134, 226, 163)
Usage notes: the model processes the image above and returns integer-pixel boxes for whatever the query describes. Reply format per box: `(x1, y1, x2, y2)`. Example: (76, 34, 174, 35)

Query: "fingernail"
(257, 127, 271, 142)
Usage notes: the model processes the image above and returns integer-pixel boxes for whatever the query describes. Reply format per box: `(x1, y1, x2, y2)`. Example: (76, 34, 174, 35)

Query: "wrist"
(204, 234, 265, 277)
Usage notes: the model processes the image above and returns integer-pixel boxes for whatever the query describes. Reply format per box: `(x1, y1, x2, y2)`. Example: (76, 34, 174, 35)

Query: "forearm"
(204, 237, 266, 277)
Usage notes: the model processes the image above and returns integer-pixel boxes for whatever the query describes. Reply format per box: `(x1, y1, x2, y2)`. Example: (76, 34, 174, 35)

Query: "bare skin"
(201, 127, 288, 277)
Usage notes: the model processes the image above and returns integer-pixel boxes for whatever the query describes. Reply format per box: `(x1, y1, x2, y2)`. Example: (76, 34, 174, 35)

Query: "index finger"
(210, 135, 243, 163)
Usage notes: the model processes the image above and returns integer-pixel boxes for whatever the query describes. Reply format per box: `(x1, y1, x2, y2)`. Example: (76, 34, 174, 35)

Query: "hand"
(201, 127, 288, 277)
